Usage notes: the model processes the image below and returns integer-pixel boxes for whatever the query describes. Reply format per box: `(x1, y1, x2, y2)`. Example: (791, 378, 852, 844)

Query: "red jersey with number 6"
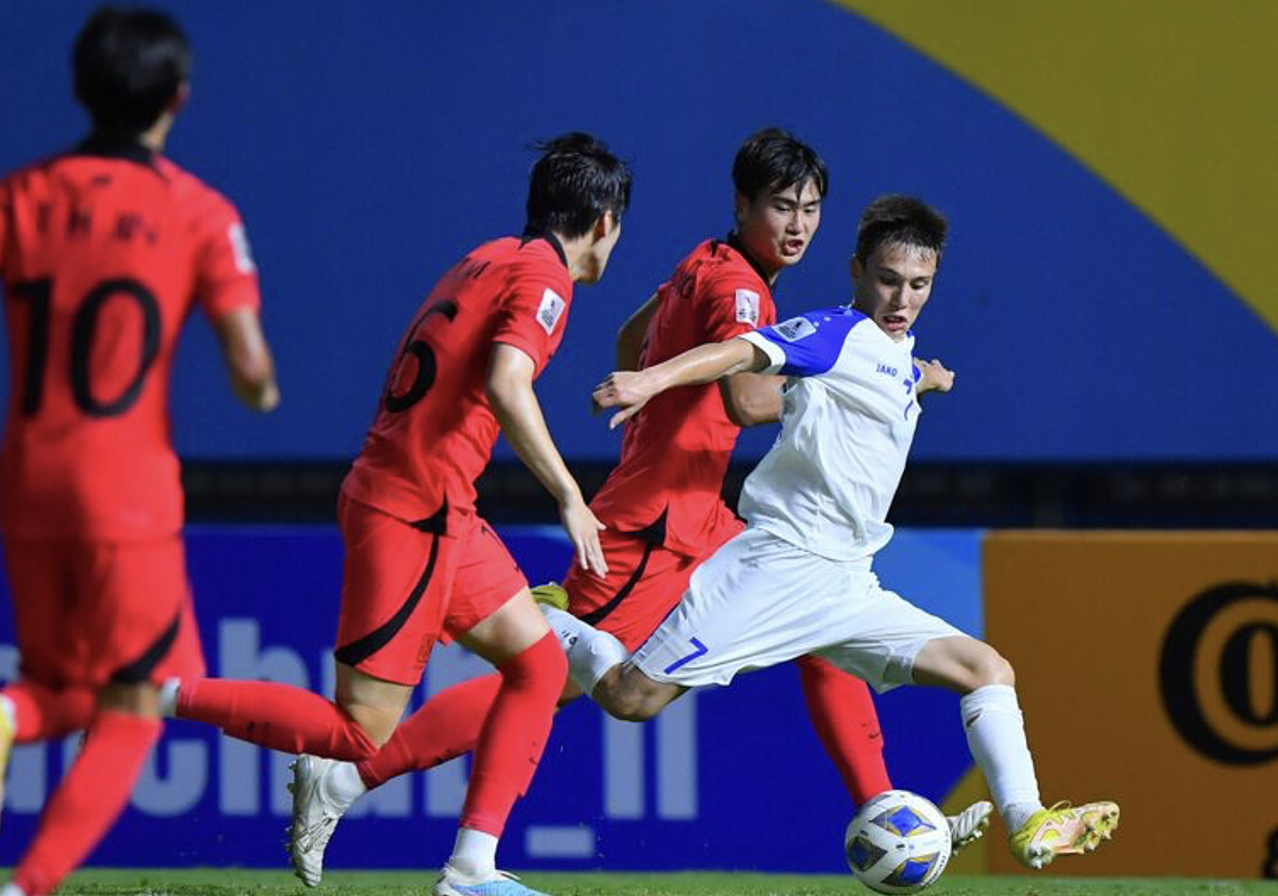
(341, 234, 573, 530)
(0, 141, 260, 541)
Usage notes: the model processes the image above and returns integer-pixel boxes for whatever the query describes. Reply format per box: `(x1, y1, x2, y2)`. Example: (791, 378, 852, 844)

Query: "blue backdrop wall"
(0, 525, 981, 873)
(3, 0, 1276, 464)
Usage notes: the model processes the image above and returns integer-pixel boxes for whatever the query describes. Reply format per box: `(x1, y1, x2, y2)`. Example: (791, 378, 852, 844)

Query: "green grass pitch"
(38, 869, 1278, 896)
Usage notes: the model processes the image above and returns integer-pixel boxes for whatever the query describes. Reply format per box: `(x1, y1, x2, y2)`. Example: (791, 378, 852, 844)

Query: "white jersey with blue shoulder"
(737, 305, 922, 562)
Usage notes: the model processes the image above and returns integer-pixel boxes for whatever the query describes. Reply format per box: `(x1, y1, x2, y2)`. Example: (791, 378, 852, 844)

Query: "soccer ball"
(844, 790, 952, 894)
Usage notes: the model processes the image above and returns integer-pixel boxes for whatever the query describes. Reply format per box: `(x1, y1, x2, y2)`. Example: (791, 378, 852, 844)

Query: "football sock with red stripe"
(457, 632, 566, 837)
(796, 654, 893, 804)
(177, 678, 378, 761)
(356, 673, 501, 789)
(12, 711, 159, 896)
(2, 681, 96, 742)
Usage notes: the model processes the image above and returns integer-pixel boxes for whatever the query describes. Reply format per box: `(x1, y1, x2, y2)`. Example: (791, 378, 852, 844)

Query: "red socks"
(458, 632, 566, 836)
(177, 679, 378, 761)
(796, 654, 892, 803)
(3, 681, 96, 742)
(12, 711, 160, 896)
(357, 673, 501, 789)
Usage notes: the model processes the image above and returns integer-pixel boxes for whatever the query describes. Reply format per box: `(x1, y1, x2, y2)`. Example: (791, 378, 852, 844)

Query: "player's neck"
(727, 230, 781, 287)
(136, 113, 176, 153)
(558, 233, 599, 284)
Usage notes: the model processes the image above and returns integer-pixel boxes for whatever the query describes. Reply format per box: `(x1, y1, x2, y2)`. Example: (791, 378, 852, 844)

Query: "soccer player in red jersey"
(0, 8, 280, 896)
(168, 133, 631, 896)
(282, 129, 989, 883)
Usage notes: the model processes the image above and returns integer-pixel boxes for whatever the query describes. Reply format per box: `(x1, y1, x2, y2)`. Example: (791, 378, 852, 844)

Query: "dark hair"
(525, 133, 632, 240)
(854, 194, 948, 266)
(72, 5, 191, 137)
(732, 127, 828, 203)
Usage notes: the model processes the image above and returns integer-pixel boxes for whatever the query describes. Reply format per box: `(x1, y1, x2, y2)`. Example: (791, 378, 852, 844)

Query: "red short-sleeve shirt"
(0, 140, 261, 540)
(588, 236, 777, 555)
(342, 234, 573, 528)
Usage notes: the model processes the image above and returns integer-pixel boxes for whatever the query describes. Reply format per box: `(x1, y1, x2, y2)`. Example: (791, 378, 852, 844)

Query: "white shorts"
(630, 526, 968, 692)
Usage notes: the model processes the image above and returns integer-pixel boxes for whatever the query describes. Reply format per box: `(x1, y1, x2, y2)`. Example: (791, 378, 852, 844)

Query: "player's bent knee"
(971, 643, 1015, 688)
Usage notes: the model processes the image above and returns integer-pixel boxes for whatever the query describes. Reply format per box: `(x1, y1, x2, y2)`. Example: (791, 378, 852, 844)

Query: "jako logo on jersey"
(734, 289, 760, 325)
(773, 317, 817, 342)
(536, 288, 566, 335)
(876, 363, 898, 377)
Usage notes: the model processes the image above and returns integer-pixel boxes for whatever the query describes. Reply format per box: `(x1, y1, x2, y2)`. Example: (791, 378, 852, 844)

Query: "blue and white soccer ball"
(844, 790, 952, 894)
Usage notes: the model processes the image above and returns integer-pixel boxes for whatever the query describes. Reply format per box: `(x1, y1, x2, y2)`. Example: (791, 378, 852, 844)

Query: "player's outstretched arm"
(914, 357, 956, 395)
(719, 372, 783, 427)
(615, 291, 659, 371)
(593, 336, 769, 429)
(214, 308, 280, 411)
(487, 342, 608, 576)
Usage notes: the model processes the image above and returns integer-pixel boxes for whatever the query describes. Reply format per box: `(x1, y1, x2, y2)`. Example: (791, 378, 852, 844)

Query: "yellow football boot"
(530, 582, 569, 611)
(1010, 800, 1120, 869)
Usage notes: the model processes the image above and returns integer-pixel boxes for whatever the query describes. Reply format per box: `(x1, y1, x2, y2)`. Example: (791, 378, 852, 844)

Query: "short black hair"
(854, 194, 948, 266)
(72, 5, 191, 137)
(525, 133, 633, 240)
(732, 127, 829, 203)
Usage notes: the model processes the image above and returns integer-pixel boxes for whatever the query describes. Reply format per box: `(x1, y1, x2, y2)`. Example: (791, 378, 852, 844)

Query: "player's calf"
(540, 604, 682, 721)
(593, 664, 683, 722)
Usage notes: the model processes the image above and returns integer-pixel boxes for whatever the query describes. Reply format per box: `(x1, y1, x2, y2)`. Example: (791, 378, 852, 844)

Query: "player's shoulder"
(497, 234, 572, 285)
(1, 151, 68, 196)
(769, 305, 867, 342)
(698, 239, 769, 291)
(154, 156, 241, 221)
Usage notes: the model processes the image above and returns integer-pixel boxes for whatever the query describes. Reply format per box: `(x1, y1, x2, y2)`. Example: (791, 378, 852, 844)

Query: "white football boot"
(433, 864, 553, 896)
(286, 755, 356, 887)
(948, 799, 994, 853)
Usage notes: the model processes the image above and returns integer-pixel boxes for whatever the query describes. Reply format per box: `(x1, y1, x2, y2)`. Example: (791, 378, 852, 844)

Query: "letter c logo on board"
(1160, 581, 1278, 765)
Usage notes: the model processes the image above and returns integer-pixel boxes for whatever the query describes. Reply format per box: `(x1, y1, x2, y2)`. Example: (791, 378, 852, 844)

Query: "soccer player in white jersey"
(548, 195, 1120, 870)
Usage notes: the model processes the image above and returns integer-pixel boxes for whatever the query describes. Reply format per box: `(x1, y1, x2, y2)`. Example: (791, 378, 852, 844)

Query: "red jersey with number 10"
(0, 141, 261, 541)
(588, 237, 777, 555)
(342, 235, 573, 529)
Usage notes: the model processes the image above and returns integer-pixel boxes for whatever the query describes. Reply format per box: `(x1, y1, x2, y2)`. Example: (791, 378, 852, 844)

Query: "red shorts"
(333, 494, 527, 686)
(563, 516, 744, 650)
(1, 534, 205, 690)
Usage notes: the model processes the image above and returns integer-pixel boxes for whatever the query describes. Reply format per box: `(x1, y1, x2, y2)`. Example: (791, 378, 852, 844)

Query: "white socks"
(960, 684, 1043, 832)
(447, 826, 499, 878)
(1, 883, 28, 896)
(157, 678, 181, 718)
(324, 760, 367, 807)
(542, 606, 630, 695)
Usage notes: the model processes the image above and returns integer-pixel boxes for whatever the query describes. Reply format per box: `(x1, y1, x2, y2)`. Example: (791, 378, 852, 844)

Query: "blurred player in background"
(281, 127, 987, 886)
(0, 7, 279, 895)
(565, 194, 1120, 871)
(167, 133, 631, 896)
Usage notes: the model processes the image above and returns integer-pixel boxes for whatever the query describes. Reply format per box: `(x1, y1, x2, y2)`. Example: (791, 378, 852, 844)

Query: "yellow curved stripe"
(831, 0, 1278, 336)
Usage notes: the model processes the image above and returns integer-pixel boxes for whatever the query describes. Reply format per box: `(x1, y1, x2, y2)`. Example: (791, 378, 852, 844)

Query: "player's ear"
(849, 255, 864, 282)
(733, 191, 749, 226)
(169, 81, 190, 115)
(591, 211, 614, 243)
